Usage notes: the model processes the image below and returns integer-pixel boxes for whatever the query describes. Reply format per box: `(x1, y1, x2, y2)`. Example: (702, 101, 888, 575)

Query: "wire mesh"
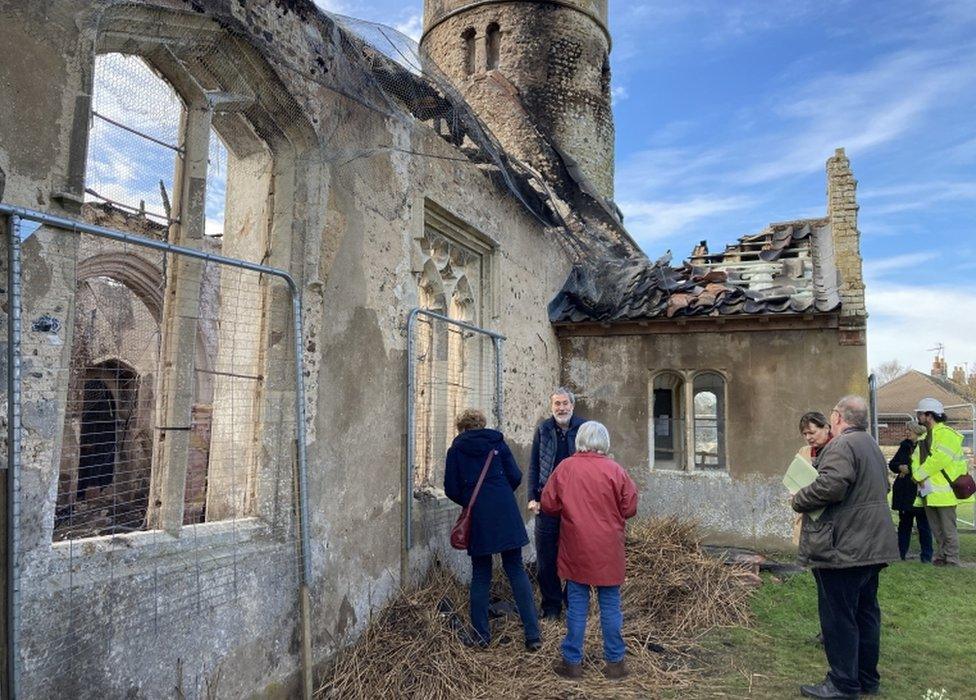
(85, 53, 183, 222)
(7, 0, 584, 694)
(409, 311, 502, 551)
(13, 218, 301, 698)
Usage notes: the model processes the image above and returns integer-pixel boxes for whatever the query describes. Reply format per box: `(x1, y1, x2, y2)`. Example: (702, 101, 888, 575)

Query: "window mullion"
(148, 100, 214, 534)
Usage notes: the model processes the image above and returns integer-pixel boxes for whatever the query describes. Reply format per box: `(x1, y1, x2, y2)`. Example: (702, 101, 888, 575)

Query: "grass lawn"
(699, 530, 976, 700)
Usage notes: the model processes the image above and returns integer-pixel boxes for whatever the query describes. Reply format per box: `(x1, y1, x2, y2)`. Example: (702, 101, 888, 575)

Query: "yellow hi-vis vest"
(911, 422, 967, 508)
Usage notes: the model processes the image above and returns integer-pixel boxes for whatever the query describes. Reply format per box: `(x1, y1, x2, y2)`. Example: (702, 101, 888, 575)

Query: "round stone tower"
(421, 0, 615, 201)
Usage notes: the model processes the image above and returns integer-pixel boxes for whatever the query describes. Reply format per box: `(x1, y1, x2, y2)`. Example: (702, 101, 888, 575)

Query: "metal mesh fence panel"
(4, 1, 576, 693)
(85, 53, 183, 223)
(7, 214, 303, 699)
(407, 310, 502, 554)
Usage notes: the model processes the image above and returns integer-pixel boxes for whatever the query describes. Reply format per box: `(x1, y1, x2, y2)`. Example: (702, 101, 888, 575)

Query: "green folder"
(783, 454, 825, 521)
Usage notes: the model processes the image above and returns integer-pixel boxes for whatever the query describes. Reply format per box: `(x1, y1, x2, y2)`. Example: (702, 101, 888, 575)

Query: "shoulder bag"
(941, 468, 976, 500)
(450, 449, 497, 550)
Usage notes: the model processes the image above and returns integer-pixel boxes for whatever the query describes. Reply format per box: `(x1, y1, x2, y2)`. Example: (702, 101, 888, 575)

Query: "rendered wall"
(0, 0, 572, 696)
(558, 324, 869, 549)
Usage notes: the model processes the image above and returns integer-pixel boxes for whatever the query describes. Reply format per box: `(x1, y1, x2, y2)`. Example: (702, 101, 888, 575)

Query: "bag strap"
(940, 468, 957, 485)
(467, 450, 497, 509)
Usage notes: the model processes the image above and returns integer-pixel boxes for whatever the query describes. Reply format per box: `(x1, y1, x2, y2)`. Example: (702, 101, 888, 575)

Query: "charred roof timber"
(549, 218, 842, 324)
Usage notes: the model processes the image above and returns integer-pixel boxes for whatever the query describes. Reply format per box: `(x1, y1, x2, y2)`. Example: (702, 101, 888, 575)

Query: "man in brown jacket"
(792, 395, 899, 699)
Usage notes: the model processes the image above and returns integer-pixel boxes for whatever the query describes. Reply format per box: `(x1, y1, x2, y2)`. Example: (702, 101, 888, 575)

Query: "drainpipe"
(5, 215, 23, 699)
(868, 373, 879, 440)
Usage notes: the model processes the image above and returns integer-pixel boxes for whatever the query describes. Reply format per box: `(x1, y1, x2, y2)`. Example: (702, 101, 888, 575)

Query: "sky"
(89, 1, 974, 376)
(309, 0, 975, 376)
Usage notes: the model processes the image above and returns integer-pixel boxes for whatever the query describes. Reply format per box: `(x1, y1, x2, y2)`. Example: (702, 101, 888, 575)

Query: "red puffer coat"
(540, 452, 639, 586)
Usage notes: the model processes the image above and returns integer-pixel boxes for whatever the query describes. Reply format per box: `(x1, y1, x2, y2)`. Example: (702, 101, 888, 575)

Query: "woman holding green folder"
(791, 412, 833, 546)
(799, 411, 833, 460)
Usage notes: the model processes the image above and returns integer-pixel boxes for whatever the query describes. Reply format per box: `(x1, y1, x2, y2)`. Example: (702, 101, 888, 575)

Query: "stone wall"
(557, 321, 869, 549)
(422, 0, 615, 201)
(0, 1, 573, 696)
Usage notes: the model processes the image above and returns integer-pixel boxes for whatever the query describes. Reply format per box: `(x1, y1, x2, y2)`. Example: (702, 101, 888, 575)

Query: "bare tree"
(873, 359, 909, 386)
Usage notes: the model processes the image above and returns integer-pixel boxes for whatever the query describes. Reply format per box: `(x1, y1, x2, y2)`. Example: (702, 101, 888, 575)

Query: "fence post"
(493, 336, 503, 429)
(403, 309, 419, 569)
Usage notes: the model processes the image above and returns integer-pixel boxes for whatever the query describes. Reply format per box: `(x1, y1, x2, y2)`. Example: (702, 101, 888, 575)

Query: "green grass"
(698, 531, 976, 700)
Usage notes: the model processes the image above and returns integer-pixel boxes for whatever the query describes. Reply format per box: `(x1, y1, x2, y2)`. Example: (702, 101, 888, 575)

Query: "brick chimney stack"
(827, 148, 866, 345)
(931, 355, 947, 379)
(952, 365, 966, 385)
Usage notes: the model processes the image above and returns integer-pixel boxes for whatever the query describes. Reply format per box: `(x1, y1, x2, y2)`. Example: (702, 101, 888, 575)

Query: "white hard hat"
(915, 397, 945, 414)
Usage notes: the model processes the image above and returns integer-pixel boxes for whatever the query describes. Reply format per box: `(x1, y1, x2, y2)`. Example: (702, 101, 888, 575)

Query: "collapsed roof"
(549, 218, 843, 323)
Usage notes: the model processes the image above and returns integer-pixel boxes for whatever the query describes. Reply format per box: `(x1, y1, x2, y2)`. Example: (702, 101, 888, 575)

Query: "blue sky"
(313, 0, 975, 375)
(89, 2, 972, 374)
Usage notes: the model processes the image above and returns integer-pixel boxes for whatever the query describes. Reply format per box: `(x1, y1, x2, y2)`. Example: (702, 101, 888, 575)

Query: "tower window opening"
(486, 23, 500, 70)
(462, 27, 476, 76)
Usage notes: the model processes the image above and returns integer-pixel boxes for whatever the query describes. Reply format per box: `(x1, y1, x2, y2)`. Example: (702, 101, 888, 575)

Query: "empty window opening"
(486, 23, 500, 70)
(76, 379, 118, 500)
(693, 372, 726, 470)
(462, 27, 476, 76)
(56, 355, 148, 541)
(85, 53, 182, 223)
(652, 372, 685, 470)
(59, 45, 282, 540)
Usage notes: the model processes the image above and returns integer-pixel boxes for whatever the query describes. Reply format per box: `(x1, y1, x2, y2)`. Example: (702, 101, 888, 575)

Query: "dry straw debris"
(317, 517, 756, 699)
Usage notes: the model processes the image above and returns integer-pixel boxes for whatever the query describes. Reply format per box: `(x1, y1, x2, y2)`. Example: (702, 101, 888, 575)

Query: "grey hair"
(906, 419, 927, 438)
(575, 420, 610, 455)
(834, 395, 869, 430)
(550, 387, 575, 404)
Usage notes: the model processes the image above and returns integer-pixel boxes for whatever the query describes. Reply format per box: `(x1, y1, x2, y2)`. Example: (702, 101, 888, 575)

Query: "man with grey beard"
(528, 388, 586, 619)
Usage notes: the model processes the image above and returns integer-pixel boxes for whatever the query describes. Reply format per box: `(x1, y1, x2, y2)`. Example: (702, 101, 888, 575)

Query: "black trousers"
(534, 513, 563, 614)
(813, 565, 884, 695)
(896, 508, 933, 562)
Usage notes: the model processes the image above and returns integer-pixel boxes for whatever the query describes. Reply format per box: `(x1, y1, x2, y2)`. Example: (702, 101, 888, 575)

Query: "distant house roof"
(877, 370, 975, 416)
(549, 218, 841, 323)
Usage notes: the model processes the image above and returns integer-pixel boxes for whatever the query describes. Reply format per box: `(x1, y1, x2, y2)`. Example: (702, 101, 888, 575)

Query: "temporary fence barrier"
(2, 205, 312, 699)
(403, 308, 503, 579)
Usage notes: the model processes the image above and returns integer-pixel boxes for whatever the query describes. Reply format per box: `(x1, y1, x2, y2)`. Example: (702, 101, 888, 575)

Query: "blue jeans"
(470, 548, 540, 644)
(561, 580, 625, 664)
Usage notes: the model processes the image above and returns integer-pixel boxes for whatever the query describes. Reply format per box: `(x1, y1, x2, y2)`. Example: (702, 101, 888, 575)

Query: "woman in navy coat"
(444, 409, 541, 650)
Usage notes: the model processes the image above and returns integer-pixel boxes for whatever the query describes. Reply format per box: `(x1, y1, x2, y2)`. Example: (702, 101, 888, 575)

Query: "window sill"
(33, 517, 275, 577)
(648, 468, 732, 481)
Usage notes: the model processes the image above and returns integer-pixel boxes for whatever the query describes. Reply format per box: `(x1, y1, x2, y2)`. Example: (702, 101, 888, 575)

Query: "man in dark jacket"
(792, 395, 899, 699)
(528, 388, 585, 618)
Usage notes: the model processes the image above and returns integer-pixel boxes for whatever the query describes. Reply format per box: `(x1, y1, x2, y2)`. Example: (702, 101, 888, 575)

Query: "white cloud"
(859, 180, 976, 216)
(739, 48, 975, 184)
(863, 252, 939, 278)
(611, 85, 628, 105)
(618, 195, 754, 244)
(867, 281, 976, 371)
(312, 0, 348, 13)
(395, 13, 423, 42)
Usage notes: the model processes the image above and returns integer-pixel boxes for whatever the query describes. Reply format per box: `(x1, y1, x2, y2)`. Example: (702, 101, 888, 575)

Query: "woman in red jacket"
(540, 421, 639, 681)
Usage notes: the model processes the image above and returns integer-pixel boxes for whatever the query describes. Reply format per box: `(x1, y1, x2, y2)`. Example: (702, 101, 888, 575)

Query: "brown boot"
(553, 658, 583, 679)
(603, 659, 629, 680)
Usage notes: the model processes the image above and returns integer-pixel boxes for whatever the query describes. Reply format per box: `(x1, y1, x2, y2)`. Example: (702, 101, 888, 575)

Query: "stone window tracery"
(650, 370, 728, 472)
(412, 205, 493, 490)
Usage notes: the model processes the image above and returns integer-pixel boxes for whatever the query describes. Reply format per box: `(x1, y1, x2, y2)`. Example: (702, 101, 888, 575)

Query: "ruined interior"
(0, 0, 867, 696)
